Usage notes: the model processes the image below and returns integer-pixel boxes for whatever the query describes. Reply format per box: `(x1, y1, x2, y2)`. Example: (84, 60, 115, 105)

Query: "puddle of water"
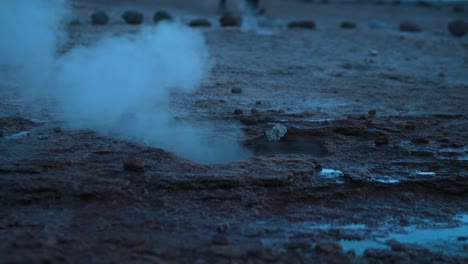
(370, 177, 400, 184)
(340, 239, 388, 255)
(4, 131, 30, 140)
(416, 171, 436, 176)
(320, 168, 344, 178)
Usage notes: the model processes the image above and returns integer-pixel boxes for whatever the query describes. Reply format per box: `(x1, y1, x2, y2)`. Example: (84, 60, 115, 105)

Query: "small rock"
(91, 10, 110, 25)
(399, 21, 422, 32)
(265, 123, 288, 142)
(374, 136, 390, 146)
(233, 109, 243, 115)
(122, 10, 144, 25)
(387, 239, 406, 252)
(219, 14, 241, 27)
(53, 127, 62, 133)
(288, 20, 316, 29)
(255, 100, 262, 105)
(154, 10, 173, 24)
(340, 21, 357, 29)
(250, 108, 261, 115)
(240, 116, 258, 126)
(0, 130, 3, 137)
(189, 18, 211, 27)
(457, 236, 467, 241)
(315, 242, 342, 254)
(370, 50, 379, 56)
(123, 158, 145, 172)
(411, 137, 429, 144)
(231, 87, 242, 94)
(448, 20, 468, 37)
(453, 6, 464, 13)
(368, 109, 377, 117)
(216, 224, 229, 234)
(438, 71, 445, 78)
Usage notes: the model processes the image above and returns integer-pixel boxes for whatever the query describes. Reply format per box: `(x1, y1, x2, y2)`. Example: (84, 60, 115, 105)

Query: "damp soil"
(1, 0, 468, 263)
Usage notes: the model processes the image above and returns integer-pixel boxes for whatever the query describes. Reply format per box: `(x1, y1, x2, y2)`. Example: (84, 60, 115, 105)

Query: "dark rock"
(457, 236, 467, 241)
(189, 18, 211, 27)
(288, 20, 316, 29)
(91, 10, 110, 25)
(231, 87, 242, 94)
(255, 100, 262, 105)
(340, 21, 356, 29)
(53, 127, 62, 133)
(374, 136, 390, 146)
(315, 242, 342, 254)
(399, 21, 422, 32)
(216, 224, 229, 233)
(240, 116, 258, 126)
(448, 20, 468, 37)
(411, 137, 429, 144)
(123, 158, 145, 172)
(387, 239, 406, 252)
(153, 10, 173, 24)
(416, 1, 432, 8)
(233, 109, 243, 115)
(368, 109, 377, 117)
(251, 108, 261, 115)
(122, 10, 144, 25)
(453, 6, 464, 13)
(219, 14, 241, 27)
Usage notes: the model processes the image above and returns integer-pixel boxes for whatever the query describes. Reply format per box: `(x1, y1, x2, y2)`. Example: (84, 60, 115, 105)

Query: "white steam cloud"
(0, 0, 250, 163)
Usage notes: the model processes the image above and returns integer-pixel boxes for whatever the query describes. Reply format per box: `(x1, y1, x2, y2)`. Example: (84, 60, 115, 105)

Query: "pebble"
(374, 136, 390, 146)
(240, 116, 258, 126)
(448, 20, 468, 37)
(315, 242, 343, 254)
(123, 158, 145, 172)
(250, 108, 261, 115)
(189, 19, 211, 27)
(219, 14, 241, 27)
(411, 137, 429, 144)
(233, 109, 243, 115)
(231, 87, 242, 94)
(453, 6, 464, 13)
(368, 109, 377, 117)
(287, 20, 316, 29)
(399, 21, 422, 32)
(340, 21, 357, 29)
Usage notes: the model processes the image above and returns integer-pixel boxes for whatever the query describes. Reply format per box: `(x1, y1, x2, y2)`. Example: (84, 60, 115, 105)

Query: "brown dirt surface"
(1, 0, 468, 263)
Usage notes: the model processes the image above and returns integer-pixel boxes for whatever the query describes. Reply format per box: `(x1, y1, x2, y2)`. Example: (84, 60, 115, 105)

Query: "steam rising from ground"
(0, 0, 250, 163)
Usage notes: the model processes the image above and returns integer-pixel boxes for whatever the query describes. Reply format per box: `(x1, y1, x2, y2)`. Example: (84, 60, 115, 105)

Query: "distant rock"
(122, 10, 144, 25)
(219, 14, 241, 27)
(91, 10, 110, 25)
(189, 18, 211, 27)
(399, 21, 422, 32)
(231, 87, 242, 94)
(240, 116, 258, 126)
(68, 18, 81, 26)
(374, 136, 390, 146)
(153, 10, 173, 24)
(288, 20, 316, 29)
(340, 21, 356, 29)
(123, 158, 145, 172)
(448, 20, 468, 37)
(368, 109, 377, 117)
(412, 137, 429, 144)
(250, 108, 261, 115)
(315, 242, 342, 254)
(233, 109, 243, 115)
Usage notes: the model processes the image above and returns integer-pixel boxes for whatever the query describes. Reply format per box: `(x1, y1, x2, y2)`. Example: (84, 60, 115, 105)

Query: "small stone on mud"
(91, 10, 110, 25)
(231, 87, 242, 94)
(255, 100, 262, 105)
(240, 116, 258, 126)
(368, 109, 377, 117)
(400, 192, 415, 203)
(315, 242, 342, 254)
(219, 14, 241, 27)
(448, 20, 468, 37)
(387, 239, 406, 251)
(154, 10, 173, 24)
(411, 137, 429, 144)
(288, 20, 316, 29)
(250, 108, 261, 115)
(453, 6, 464, 13)
(374, 136, 390, 146)
(340, 21, 356, 29)
(233, 109, 243, 115)
(53, 127, 62, 133)
(265, 123, 288, 142)
(189, 18, 211, 27)
(216, 224, 229, 234)
(399, 21, 422, 32)
(123, 158, 145, 172)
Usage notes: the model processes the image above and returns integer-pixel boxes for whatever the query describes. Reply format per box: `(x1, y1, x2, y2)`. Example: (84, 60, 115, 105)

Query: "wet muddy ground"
(1, 0, 468, 263)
